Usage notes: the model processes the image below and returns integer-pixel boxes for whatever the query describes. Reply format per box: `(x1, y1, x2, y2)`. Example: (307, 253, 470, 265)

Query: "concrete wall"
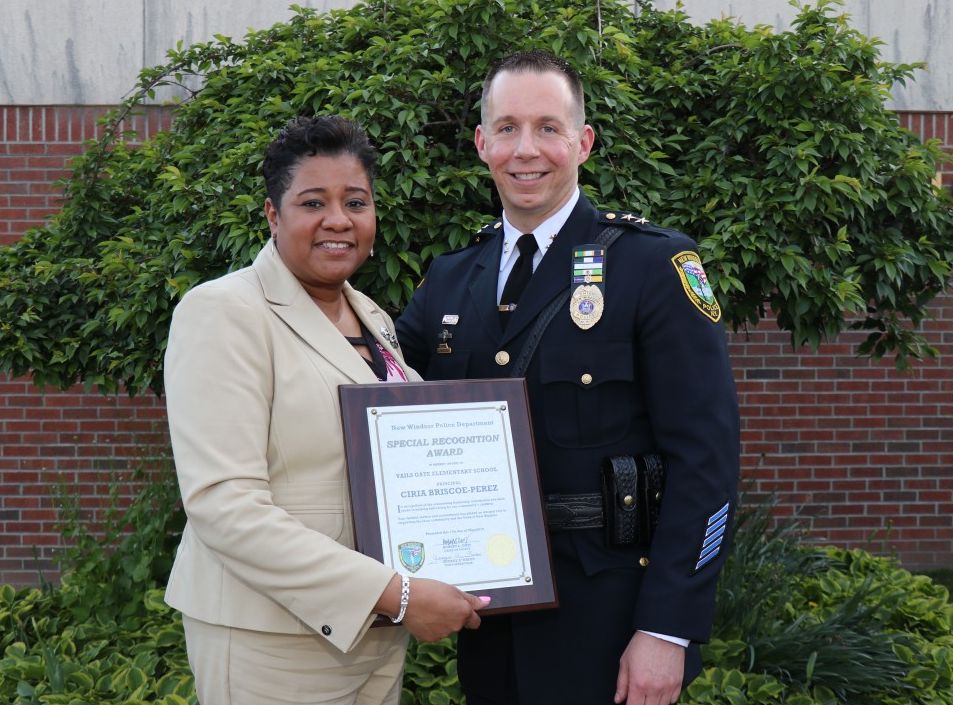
(0, 0, 354, 105)
(646, 0, 953, 110)
(0, 0, 950, 109)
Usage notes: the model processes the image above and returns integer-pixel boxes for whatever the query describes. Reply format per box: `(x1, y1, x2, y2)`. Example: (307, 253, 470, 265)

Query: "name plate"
(340, 378, 556, 615)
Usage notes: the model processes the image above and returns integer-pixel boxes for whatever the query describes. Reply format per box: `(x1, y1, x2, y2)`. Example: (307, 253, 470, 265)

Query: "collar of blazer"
(252, 239, 389, 385)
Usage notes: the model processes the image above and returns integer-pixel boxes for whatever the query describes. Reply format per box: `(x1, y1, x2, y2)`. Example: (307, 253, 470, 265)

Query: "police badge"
(570, 246, 606, 329)
(570, 285, 604, 330)
(397, 541, 425, 573)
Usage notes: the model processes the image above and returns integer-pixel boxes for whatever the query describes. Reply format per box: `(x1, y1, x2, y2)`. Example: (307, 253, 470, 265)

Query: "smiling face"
(265, 152, 375, 298)
(475, 69, 595, 233)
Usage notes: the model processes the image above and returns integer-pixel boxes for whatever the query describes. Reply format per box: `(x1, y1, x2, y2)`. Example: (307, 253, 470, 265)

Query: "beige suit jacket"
(164, 240, 421, 653)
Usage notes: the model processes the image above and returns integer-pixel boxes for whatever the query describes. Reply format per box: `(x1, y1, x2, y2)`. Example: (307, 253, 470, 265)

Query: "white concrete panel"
(869, 0, 953, 110)
(0, 0, 144, 104)
(145, 0, 355, 66)
(0, 0, 357, 105)
(646, 0, 953, 110)
(146, 0, 356, 103)
(145, 0, 356, 102)
(0, 0, 950, 109)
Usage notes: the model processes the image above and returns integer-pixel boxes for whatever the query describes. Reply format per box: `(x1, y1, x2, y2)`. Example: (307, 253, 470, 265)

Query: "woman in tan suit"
(163, 116, 488, 705)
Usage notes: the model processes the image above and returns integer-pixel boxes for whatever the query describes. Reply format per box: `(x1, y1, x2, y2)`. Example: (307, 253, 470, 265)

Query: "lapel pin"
(379, 326, 399, 348)
(437, 315, 458, 354)
(437, 328, 453, 354)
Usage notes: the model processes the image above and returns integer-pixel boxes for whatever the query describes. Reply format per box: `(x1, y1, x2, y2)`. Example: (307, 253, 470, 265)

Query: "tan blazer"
(164, 240, 421, 653)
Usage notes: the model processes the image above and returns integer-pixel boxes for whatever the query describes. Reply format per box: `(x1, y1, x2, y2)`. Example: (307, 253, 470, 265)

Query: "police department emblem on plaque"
(398, 541, 425, 573)
(671, 251, 721, 322)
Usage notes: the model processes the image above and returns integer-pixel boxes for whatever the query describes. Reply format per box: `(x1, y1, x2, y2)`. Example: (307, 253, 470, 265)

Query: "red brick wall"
(729, 300, 953, 567)
(0, 376, 168, 585)
(0, 106, 173, 247)
(1, 106, 951, 585)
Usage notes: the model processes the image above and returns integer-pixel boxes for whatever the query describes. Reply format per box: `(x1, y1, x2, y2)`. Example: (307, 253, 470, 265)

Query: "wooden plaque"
(340, 378, 557, 615)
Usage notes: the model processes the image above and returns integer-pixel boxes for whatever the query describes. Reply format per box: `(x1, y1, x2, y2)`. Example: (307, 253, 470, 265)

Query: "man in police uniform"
(396, 51, 740, 705)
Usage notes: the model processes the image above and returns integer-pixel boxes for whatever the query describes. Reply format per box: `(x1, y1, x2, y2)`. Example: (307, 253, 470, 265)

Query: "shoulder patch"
(671, 251, 722, 323)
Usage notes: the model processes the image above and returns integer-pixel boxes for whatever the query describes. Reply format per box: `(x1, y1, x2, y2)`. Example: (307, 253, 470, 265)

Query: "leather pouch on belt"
(600, 454, 666, 547)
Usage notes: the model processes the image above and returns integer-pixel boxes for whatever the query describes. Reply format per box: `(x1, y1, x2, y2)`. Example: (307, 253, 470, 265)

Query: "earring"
(370, 247, 375, 258)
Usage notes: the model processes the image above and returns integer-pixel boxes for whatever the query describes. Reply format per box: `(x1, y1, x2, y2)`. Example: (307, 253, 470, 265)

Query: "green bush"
(922, 569, 953, 595)
(0, 585, 194, 705)
(2, 481, 950, 705)
(1, 0, 950, 395)
(53, 466, 185, 625)
(401, 636, 462, 705)
(0, 468, 190, 703)
(692, 502, 953, 705)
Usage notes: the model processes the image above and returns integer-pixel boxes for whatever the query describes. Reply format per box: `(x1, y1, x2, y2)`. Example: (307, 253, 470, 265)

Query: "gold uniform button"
(495, 351, 510, 366)
(639, 557, 650, 567)
(623, 495, 634, 507)
(580, 373, 593, 385)
(606, 212, 617, 220)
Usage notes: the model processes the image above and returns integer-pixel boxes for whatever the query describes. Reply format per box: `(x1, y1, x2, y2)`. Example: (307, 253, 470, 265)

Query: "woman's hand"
(375, 574, 490, 642)
(403, 577, 490, 642)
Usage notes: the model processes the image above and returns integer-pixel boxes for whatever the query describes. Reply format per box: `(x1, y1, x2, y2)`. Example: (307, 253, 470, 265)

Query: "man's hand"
(614, 631, 685, 705)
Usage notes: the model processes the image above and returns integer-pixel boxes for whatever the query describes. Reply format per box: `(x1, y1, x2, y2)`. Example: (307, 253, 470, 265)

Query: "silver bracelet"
(391, 575, 410, 624)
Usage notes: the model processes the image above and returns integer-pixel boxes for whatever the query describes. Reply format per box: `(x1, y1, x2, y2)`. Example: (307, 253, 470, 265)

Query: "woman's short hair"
(263, 115, 377, 208)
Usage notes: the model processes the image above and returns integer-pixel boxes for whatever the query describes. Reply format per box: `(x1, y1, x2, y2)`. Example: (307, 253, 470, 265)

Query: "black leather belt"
(545, 492, 604, 530)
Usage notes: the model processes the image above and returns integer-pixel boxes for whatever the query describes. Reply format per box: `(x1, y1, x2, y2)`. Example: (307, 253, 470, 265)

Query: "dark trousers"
(458, 616, 519, 705)
(458, 534, 645, 705)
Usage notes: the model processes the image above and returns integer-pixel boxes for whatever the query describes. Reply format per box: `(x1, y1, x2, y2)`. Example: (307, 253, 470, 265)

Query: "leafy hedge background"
(1, 475, 950, 704)
(0, 0, 950, 396)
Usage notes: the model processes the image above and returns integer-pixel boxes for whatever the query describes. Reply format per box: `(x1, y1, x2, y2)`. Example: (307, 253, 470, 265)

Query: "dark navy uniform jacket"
(396, 194, 740, 704)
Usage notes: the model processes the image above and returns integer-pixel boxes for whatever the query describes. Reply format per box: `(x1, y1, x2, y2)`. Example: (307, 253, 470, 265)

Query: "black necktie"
(499, 233, 538, 327)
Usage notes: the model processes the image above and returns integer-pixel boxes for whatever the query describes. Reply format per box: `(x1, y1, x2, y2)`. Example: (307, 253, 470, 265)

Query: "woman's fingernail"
(479, 596, 492, 603)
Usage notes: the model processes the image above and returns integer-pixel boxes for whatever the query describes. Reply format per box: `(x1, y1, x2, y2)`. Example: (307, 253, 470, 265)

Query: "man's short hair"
(480, 50, 586, 127)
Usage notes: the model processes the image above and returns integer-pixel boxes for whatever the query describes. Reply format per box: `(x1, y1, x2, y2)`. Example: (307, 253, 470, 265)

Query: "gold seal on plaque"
(487, 534, 517, 566)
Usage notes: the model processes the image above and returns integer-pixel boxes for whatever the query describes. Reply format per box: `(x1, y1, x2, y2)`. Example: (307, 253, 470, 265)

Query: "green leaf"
(805, 650, 817, 681)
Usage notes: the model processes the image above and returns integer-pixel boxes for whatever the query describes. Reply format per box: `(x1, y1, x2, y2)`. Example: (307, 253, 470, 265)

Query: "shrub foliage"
(1, 480, 950, 705)
(0, 0, 950, 395)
